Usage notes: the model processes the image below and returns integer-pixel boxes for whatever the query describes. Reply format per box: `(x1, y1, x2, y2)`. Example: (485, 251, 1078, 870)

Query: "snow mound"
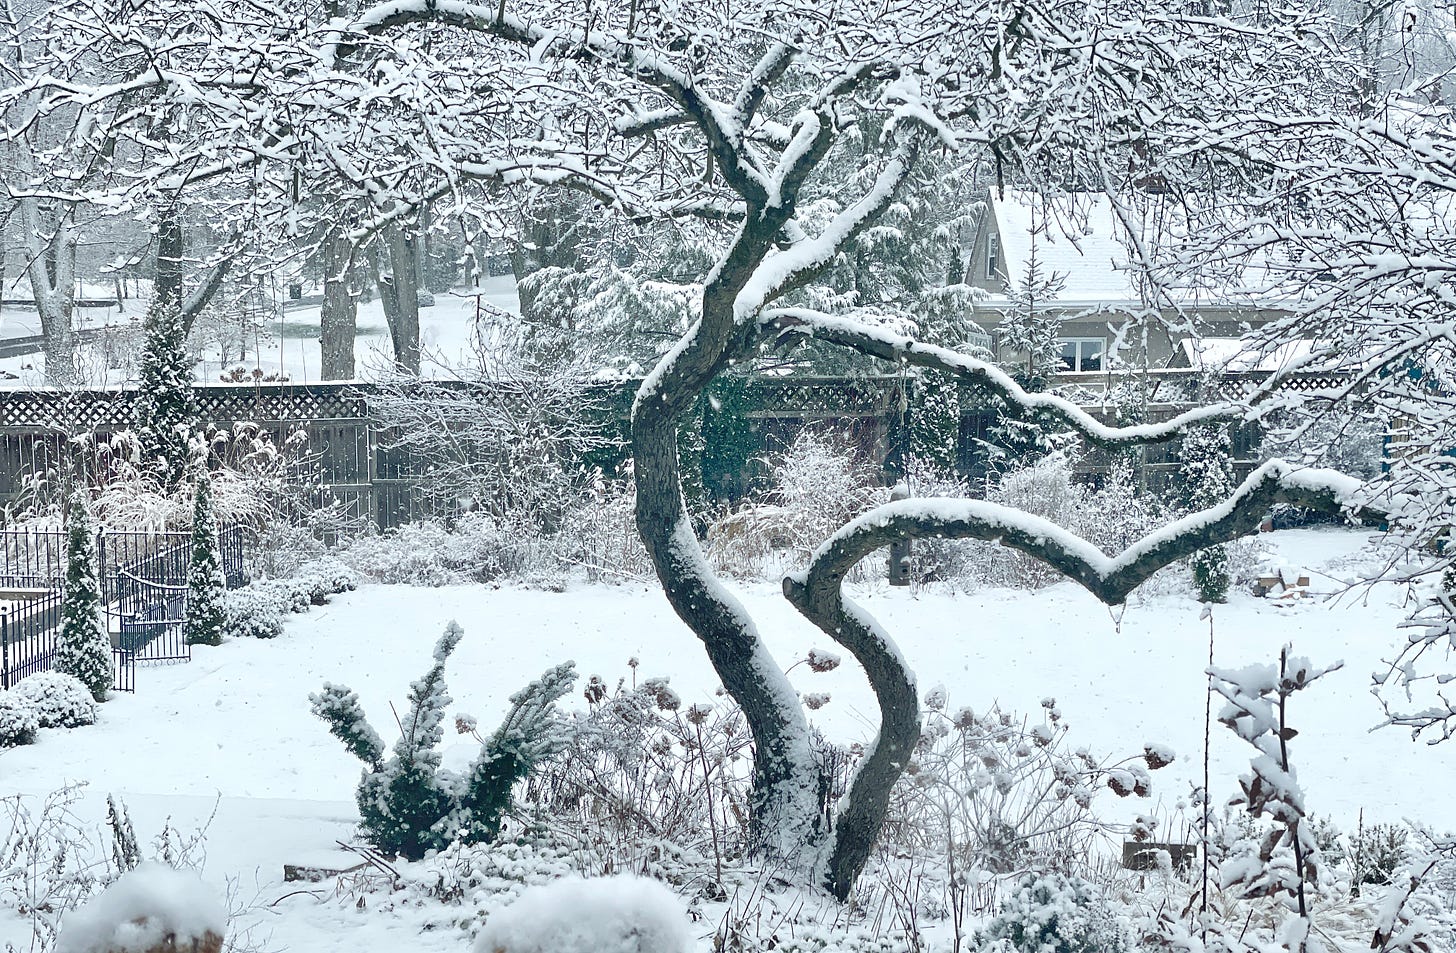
(55, 863, 226, 953)
(472, 875, 691, 953)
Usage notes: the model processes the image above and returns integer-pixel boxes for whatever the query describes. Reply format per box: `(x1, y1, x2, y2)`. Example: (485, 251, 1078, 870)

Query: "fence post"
(1, 607, 8, 689)
(888, 483, 912, 586)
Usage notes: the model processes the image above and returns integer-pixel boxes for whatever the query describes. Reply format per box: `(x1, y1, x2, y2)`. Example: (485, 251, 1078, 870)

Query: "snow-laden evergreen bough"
(183, 470, 226, 647)
(57, 492, 112, 703)
(310, 623, 576, 860)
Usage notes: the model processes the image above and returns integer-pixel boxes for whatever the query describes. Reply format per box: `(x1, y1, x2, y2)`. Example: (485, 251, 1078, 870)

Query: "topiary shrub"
(310, 623, 575, 859)
(0, 694, 40, 747)
(221, 588, 286, 640)
(184, 470, 226, 647)
(57, 491, 113, 702)
(10, 672, 99, 728)
(975, 872, 1129, 953)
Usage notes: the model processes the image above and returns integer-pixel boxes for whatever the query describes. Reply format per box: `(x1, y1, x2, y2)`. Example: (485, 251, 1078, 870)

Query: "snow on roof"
(991, 191, 1140, 305)
(984, 191, 1283, 311)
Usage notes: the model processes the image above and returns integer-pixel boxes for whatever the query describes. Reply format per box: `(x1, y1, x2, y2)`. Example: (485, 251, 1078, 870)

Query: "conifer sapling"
(310, 622, 577, 859)
(57, 490, 112, 702)
(1181, 422, 1235, 602)
(184, 469, 226, 646)
(134, 297, 197, 488)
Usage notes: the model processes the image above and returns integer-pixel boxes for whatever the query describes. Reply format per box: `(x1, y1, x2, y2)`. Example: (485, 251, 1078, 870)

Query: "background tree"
(57, 490, 111, 702)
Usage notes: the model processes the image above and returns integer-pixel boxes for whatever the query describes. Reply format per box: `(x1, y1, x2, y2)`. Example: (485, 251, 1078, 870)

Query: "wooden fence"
(0, 378, 907, 529)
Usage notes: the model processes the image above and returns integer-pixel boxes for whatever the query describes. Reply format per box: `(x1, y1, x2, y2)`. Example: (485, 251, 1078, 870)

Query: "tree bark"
(320, 230, 357, 379)
(375, 225, 421, 375)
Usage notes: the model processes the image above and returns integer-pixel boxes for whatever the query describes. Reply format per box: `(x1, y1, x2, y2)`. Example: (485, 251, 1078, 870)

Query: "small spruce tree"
(310, 623, 576, 859)
(184, 469, 226, 646)
(57, 491, 112, 702)
(1181, 422, 1236, 602)
(134, 297, 197, 488)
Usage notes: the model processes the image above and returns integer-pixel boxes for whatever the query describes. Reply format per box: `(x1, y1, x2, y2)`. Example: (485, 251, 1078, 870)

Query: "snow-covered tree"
(57, 490, 112, 702)
(9, 0, 1424, 900)
(133, 297, 196, 489)
(184, 470, 226, 647)
(1181, 424, 1236, 603)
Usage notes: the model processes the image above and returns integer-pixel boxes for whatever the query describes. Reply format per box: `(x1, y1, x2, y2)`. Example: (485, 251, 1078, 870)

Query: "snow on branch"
(789, 460, 1390, 608)
(761, 307, 1250, 450)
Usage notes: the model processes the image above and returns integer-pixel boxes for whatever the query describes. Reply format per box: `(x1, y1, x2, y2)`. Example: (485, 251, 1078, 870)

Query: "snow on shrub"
(54, 862, 226, 953)
(0, 693, 40, 747)
(470, 875, 690, 953)
(974, 872, 1130, 953)
(10, 672, 99, 729)
(221, 562, 358, 639)
(311, 623, 577, 859)
(221, 587, 285, 640)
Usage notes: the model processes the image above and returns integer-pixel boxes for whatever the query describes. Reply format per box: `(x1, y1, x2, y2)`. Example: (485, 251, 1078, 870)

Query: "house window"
(986, 234, 999, 279)
(1058, 337, 1104, 372)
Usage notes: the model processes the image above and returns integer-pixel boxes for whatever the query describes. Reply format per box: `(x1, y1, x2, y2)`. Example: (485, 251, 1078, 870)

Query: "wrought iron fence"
(0, 524, 250, 692)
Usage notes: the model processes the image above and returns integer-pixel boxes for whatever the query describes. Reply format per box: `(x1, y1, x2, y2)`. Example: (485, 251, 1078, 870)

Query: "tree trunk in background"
(374, 225, 420, 375)
(320, 230, 357, 379)
(155, 205, 184, 309)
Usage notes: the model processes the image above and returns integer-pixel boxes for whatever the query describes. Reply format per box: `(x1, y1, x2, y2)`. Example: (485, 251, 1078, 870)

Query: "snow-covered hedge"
(221, 587, 286, 640)
(10, 672, 99, 729)
(337, 515, 534, 586)
(0, 693, 41, 747)
(222, 559, 360, 639)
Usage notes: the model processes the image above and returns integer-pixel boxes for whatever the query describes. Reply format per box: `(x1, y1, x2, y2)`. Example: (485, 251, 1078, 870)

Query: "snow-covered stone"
(55, 863, 226, 953)
(471, 875, 691, 953)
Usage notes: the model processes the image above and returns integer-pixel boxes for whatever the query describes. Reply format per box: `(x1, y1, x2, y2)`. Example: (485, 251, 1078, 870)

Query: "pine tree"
(184, 469, 226, 646)
(1181, 422, 1236, 602)
(57, 491, 112, 702)
(310, 624, 577, 859)
(134, 297, 196, 488)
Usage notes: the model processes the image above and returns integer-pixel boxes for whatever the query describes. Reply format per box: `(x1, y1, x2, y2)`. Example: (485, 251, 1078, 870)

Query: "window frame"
(1057, 337, 1106, 373)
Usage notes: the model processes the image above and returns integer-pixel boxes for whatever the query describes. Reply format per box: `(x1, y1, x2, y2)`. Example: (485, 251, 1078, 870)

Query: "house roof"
(980, 190, 1284, 313)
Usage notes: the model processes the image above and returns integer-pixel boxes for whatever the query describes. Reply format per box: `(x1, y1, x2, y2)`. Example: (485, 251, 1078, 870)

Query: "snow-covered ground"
(0, 277, 521, 386)
(0, 527, 1443, 952)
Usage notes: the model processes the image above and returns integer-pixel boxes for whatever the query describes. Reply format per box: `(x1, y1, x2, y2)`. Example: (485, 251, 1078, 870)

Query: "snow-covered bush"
(1181, 423, 1236, 602)
(885, 695, 1169, 884)
(54, 862, 225, 953)
(220, 587, 286, 640)
(220, 559, 359, 640)
(544, 477, 652, 583)
(470, 875, 690, 953)
(0, 693, 41, 747)
(974, 872, 1130, 953)
(337, 515, 535, 586)
(10, 672, 99, 729)
(533, 667, 756, 871)
(708, 427, 887, 578)
(310, 623, 576, 859)
(184, 470, 226, 647)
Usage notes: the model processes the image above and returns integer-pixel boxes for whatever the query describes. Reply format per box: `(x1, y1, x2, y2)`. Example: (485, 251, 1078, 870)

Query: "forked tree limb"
(784, 460, 1399, 898)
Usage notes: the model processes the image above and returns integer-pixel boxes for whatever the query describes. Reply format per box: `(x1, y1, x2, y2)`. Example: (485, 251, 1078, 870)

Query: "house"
(963, 190, 1289, 384)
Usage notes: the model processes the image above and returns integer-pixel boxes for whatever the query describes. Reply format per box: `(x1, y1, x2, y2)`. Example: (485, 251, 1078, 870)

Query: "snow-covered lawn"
(0, 527, 1444, 952)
